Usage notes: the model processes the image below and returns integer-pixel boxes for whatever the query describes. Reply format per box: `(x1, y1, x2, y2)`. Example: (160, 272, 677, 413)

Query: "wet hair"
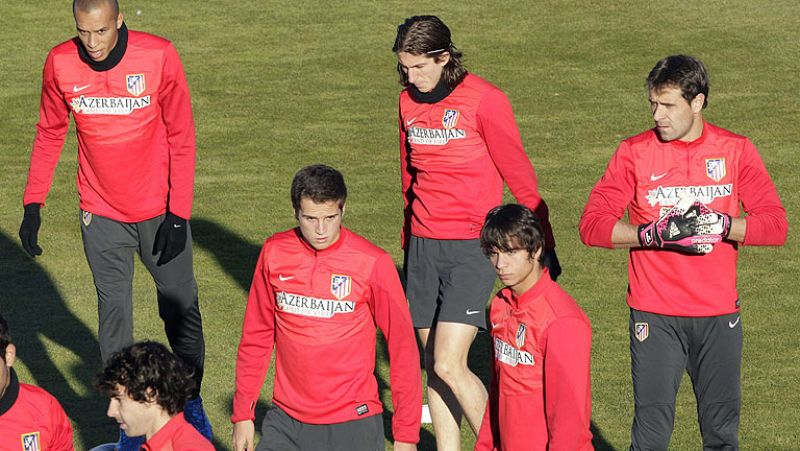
(480, 204, 544, 265)
(95, 341, 195, 415)
(0, 314, 10, 363)
(647, 55, 709, 109)
(290, 164, 347, 212)
(73, 0, 119, 16)
(393, 15, 468, 89)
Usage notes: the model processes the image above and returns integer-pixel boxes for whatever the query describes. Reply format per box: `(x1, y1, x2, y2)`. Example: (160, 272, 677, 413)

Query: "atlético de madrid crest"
(126, 74, 146, 96)
(515, 323, 527, 348)
(22, 432, 41, 451)
(441, 109, 459, 129)
(330, 274, 351, 300)
(706, 158, 726, 182)
(634, 322, 649, 342)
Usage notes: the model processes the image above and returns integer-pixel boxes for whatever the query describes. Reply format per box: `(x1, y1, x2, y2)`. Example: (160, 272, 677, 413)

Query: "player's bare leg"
(419, 326, 463, 451)
(420, 322, 488, 450)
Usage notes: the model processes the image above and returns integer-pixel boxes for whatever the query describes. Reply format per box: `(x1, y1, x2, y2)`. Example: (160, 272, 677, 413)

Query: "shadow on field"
(0, 231, 113, 447)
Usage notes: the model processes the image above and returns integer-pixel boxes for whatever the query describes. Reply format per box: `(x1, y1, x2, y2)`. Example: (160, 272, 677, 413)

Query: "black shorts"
(404, 236, 496, 329)
(257, 406, 385, 451)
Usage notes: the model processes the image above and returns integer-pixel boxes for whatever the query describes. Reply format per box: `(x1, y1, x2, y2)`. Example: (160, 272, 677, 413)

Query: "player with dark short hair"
(580, 55, 788, 450)
(232, 164, 422, 451)
(0, 313, 75, 450)
(393, 15, 560, 450)
(95, 341, 213, 450)
(19, 0, 209, 447)
(475, 205, 593, 451)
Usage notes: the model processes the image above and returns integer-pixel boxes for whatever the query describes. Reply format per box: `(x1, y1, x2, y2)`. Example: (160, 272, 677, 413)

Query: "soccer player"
(231, 165, 422, 451)
(18, 0, 209, 446)
(579, 55, 788, 450)
(475, 204, 593, 451)
(393, 15, 560, 450)
(0, 313, 75, 450)
(95, 341, 213, 451)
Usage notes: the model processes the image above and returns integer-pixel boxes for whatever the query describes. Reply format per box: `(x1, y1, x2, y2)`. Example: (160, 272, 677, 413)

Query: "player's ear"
(531, 246, 543, 264)
(340, 204, 346, 218)
(691, 94, 705, 113)
(4, 343, 16, 367)
(116, 13, 124, 29)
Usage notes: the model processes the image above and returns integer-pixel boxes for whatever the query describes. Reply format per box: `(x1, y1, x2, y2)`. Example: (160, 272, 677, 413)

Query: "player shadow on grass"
(0, 231, 114, 448)
(191, 217, 437, 449)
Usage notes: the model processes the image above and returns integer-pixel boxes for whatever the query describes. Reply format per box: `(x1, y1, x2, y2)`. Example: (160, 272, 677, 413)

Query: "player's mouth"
(88, 49, 104, 60)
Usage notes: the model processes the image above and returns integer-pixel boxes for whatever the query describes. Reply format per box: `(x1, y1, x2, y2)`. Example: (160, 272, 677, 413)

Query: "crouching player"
(231, 164, 421, 451)
(0, 313, 74, 450)
(475, 205, 593, 451)
(95, 341, 213, 450)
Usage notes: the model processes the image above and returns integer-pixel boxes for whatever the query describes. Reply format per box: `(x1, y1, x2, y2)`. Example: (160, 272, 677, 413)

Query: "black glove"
(637, 203, 721, 254)
(19, 203, 43, 257)
(152, 212, 188, 266)
(541, 248, 562, 281)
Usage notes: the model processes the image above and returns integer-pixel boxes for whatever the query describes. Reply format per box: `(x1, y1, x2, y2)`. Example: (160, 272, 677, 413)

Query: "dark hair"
(647, 55, 709, 109)
(291, 164, 347, 212)
(0, 314, 10, 363)
(480, 204, 544, 264)
(95, 341, 195, 415)
(393, 15, 468, 89)
(73, 0, 119, 16)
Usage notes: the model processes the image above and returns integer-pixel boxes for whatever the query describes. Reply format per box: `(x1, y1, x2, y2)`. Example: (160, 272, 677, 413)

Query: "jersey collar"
(0, 368, 20, 416)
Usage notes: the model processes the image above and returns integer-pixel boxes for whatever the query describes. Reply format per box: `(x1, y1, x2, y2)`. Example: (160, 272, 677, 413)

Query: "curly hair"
(95, 341, 195, 415)
(480, 204, 545, 264)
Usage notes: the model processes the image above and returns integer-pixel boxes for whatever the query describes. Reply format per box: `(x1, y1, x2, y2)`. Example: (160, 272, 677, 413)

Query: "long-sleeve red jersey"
(475, 269, 593, 451)
(580, 123, 787, 316)
(23, 29, 196, 222)
(399, 74, 555, 249)
(232, 227, 422, 444)
(142, 414, 213, 451)
(0, 369, 74, 451)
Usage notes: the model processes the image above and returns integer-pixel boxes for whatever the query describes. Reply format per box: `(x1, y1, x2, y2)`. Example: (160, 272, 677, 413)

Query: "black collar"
(0, 368, 20, 416)
(408, 76, 454, 103)
(76, 22, 129, 72)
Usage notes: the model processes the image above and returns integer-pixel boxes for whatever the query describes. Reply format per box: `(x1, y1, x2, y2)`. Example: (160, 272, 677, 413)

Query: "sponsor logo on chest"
(645, 183, 732, 207)
(276, 291, 355, 318)
(494, 336, 534, 367)
(69, 73, 150, 115)
(406, 109, 466, 145)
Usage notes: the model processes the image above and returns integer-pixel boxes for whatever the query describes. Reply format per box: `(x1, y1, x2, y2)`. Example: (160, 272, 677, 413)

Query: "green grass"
(1, 1, 798, 449)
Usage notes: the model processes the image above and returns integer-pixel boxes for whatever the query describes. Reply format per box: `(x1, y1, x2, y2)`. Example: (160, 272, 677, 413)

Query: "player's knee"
(432, 359, 465, 387)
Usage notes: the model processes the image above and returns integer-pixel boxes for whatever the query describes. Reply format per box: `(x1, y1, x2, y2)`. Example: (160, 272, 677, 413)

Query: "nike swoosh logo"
(172, 224, 182, 228)
(466, 309, 481, 315)
(405, 117, 417, 127)
(73, 84, 90, 93)
(728, 316, 740, 328)
(650, 172, 668, 181)
(278, 275, 294, 281)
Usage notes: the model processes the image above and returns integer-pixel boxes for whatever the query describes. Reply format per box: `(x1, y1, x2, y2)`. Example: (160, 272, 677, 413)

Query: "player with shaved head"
(20, 0, 209, 448)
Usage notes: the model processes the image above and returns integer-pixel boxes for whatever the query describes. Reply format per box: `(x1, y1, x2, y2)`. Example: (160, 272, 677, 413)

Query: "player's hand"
(637, 201, 722, 254)
(393, 441, 417, 451)
(541, 248, 561, 281)
(692, 202, 732, 239)
(19, 203, 43, 257)
(232, 420, 255, 451)
(152, 212, 188, 266)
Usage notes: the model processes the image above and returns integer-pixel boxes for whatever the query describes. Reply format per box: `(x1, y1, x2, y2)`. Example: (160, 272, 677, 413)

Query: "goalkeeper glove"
(19, 203, 43, 257)
(638, 203, 722, 254)
(152, 212, 188, 266)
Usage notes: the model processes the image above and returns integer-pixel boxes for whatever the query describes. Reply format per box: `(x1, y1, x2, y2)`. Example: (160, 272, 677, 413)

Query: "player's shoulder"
(49, 38, 80, 57)
(541, 281, 590, 325)
(18, 382, 66, 412)
(704, 122, 750, 144)
(622, 128, 658, 148)
(341, 228, 388, 259)
(127, 29, 174, 51)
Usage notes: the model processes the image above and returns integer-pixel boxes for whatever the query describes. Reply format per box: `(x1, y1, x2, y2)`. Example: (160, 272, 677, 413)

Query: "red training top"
(0, 369, 74, 451)
(399, 73, 555, 249)
(23, 30, 196, 221)
(475, 269, 593, 451)
(142, 414, 213, 451)
(580, 123, 787, 316)
(232, 227, 422, 444)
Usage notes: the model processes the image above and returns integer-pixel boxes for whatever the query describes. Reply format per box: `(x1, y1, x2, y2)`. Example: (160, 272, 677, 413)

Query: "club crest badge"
(442, 109, 459, 129)
(634, 322, 649, 342)
(706, 158, 726, 182)
(22, 432, 41, 451)
(82, 210, 92, 227)
(331, 274, 351, 300)
(126, 74, 146, 96)
(515, 323, 527, 348)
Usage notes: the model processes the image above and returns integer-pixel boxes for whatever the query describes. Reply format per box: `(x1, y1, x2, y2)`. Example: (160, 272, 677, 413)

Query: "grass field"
(1, 1, 798, 449)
